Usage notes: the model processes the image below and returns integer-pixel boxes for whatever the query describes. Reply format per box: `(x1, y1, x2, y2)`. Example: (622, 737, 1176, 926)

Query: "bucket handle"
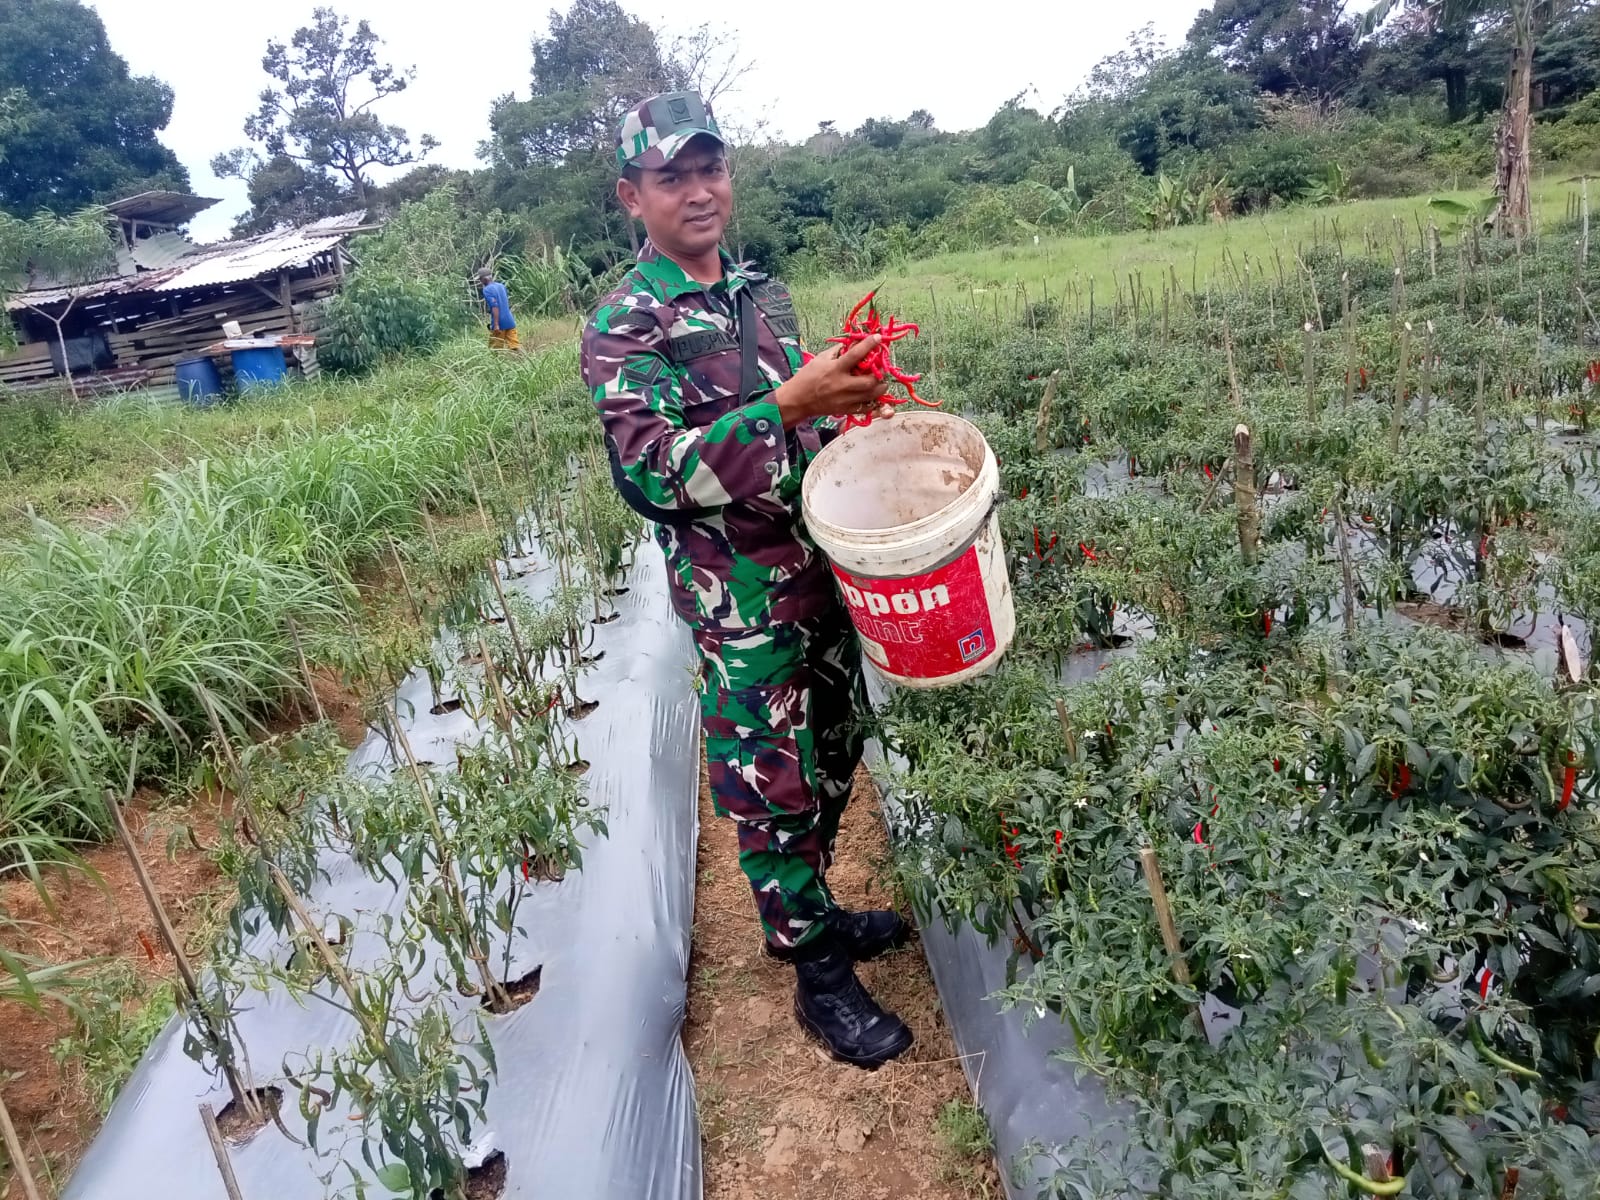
(834, 489, 1009, 583)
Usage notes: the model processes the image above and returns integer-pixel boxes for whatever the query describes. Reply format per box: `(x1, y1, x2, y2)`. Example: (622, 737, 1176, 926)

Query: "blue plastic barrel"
(174, 356, 224, 407)
(231, 345, 288, 393)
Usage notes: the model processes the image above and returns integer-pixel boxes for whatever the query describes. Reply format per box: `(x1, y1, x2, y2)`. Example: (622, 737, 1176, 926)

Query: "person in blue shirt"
(478, 267, 518, 350)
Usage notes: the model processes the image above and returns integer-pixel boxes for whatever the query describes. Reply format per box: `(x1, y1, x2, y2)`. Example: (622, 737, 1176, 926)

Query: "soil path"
(684, 763, 999, 1200)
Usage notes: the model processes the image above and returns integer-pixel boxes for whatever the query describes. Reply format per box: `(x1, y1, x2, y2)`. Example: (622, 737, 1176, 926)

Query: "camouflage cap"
(616, 91, 725, 171)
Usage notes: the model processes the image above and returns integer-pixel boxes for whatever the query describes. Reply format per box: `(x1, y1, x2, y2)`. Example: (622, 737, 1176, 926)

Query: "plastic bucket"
(802, 410, 1015, 688)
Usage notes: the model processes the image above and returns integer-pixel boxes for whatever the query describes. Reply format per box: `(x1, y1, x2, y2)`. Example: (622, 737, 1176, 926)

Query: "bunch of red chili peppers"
(830, 289, 941, 428)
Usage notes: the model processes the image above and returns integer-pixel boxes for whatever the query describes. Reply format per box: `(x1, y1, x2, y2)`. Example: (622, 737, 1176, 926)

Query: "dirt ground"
(0, 671, 367, 1198)
(683, 764, 1000, 1200)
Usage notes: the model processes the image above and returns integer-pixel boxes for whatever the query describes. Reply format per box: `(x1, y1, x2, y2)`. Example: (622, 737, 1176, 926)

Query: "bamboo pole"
(1053, 698, 1077, 759)
(1342, 274, 1356, 411)
(1137, 846, 1192, 987)
(285, 617, 326, 725)
(106, 790, 258, 1120)
(200, 1104, 247, 1200)
(0, 1088, 44, 1200)
(1390, 322, 1412, 455)
(1034, 370, 1060, 455)
(1303, 321, 1318, 419)
(1234, 424, 1259, 566)
(485, 560, 531, 682)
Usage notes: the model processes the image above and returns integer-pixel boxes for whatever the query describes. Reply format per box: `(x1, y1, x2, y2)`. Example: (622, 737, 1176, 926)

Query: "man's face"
(616, 138, 732, 260)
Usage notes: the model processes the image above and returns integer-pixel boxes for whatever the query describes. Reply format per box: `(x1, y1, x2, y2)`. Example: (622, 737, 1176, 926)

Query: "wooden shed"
(2, 192, 371, 397)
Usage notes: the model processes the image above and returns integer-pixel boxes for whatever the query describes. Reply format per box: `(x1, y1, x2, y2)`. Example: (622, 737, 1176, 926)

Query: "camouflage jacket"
(580, 242, 837, 633)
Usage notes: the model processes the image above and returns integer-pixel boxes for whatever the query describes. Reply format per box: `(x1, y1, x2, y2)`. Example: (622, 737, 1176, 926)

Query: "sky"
(91, 0, 1210, 243)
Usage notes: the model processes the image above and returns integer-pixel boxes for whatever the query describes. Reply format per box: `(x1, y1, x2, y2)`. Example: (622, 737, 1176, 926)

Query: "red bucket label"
(831, 545, 996, 680)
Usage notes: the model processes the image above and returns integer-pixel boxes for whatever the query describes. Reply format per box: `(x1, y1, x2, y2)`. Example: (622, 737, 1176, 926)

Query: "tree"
(1365, 0, 1582, 236)
(0, 0, 188, 216)
(218, 7, 437, 211)
(0, 209, 117, 400)
(1188, 0, 1365, 102)
(212, 150, 348, 236)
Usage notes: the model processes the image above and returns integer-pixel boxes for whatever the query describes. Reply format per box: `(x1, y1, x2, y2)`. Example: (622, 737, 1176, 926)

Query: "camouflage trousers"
(695, 605, 865, 954)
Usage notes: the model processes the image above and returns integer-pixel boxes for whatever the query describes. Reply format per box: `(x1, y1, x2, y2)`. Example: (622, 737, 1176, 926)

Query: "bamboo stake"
(1224, 322, 1243, 411)
(0, 1089, 44, 1200)
(485, 560, 531, 681)
(1234, 424, 1259, 566)
(475, 633, 522, 771)
(106, 790, 259, 1120)
(1333, 494, 1359, 639)
(1342, 274, 1356, 411)
(1053, 698, 1078, 759)
(1303, 321, 1318, 419)
(200, 1104, 247, 1200)
(1137, 846, 1192, 987)
(1034, 370, 1060, 455)
(285, 617, 326, 725)
(385, 716, 510, 1010)
(386, 536, 424, 628)
(1390, 322, 1412, 455)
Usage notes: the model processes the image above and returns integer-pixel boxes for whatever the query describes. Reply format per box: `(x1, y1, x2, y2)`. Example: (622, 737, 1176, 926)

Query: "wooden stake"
(485, 559, 531, 681)
(1224, 322, 1244, 411)
(106, 790, 258, 1119)
(1053, 698, 1078, 759)
(200, 1104, 247, 1200)
(1390, 322, 1412, 455)
(1303, 321, 1318, 419)
(1233, 424, 1258, 566)
(1333, 493, 1358, 639)
(1342, 274, 1357, 412)
(1034, 370, 1060, 455)
(1137, 846, 1192, 987)
(285, 617, 325, 725)
(386, 536, 424, 628)
(0, 1088, 44, 1200)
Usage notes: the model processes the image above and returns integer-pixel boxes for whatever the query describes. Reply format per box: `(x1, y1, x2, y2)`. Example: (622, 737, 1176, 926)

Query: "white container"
(802, 410, 1015, 688)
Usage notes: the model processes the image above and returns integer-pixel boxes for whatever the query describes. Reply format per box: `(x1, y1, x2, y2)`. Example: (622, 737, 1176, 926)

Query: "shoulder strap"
(738, 285, 760, 404)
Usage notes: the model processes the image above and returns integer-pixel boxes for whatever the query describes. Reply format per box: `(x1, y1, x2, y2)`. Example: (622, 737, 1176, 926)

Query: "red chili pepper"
(1560, 755, 1578, 811)
(1263, 610, 1274, 635)
(521, 858, 532, 882)
(137, 930, 158, 962)
(1018, 487, 1029, 499)
(833, 290, 941, 428)
(1478, 968, 1494, 999)
(1273, 758, 1282, 773)
(1202, 463, 1214, 481)
(1053, 829, 1064, 853)
(1587, 361, 1600, 386)
(1079, 542, 1099, 563)
(1391, 763, 1412, 797)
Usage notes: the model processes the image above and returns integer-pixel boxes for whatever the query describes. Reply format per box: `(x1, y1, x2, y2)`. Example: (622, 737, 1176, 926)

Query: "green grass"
(792, 172, 1589, 329)
(49, 962, 176, 1114)
(934, 1098, 996, 1196)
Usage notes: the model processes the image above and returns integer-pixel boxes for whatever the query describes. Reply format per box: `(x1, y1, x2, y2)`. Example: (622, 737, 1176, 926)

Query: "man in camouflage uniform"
(580, 92, 914, 1069)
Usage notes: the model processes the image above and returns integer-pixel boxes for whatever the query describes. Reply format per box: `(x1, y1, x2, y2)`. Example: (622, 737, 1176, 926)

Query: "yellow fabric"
(489, 327, 521, 351)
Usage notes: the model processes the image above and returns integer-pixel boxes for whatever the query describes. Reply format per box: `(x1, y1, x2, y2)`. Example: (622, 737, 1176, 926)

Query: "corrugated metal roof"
(131, 231, 197, 270)
(148, 227, 342, 292)
(104, 191, 221, 226)
(5, 214, 364, 311)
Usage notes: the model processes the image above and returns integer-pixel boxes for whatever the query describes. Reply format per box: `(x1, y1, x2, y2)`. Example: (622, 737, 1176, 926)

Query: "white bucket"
(801, 411, 1015, 688)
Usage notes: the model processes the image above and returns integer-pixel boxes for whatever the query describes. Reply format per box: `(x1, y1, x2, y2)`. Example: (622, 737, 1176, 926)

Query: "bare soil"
(684, 763, 999, 1200)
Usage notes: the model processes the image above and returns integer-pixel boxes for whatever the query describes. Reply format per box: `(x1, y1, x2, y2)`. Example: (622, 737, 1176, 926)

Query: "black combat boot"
(827, 908, 911, 961)
(763, 908, 912, 963)
(793, 946, 914, 1069)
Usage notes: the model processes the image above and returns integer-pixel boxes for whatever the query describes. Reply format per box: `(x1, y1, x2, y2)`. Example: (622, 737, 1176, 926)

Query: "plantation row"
(0, 340, 654, 1197)
(878, 219, 1600, 1196)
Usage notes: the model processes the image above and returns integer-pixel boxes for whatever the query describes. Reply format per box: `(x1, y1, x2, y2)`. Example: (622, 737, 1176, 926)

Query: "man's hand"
(774, 336, 897, 429)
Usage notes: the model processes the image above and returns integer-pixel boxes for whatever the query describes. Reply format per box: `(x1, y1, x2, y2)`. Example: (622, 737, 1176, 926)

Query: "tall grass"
(0, 341, 585, 869)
